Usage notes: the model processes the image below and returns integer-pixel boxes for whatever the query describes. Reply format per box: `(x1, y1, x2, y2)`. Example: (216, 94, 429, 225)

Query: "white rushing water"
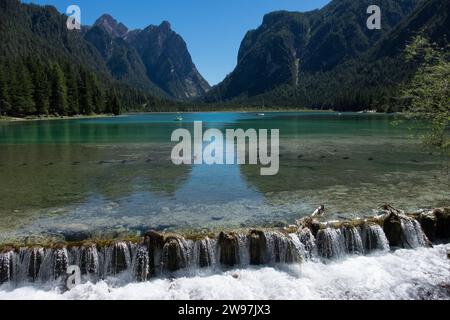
(1, 244, 449, 300)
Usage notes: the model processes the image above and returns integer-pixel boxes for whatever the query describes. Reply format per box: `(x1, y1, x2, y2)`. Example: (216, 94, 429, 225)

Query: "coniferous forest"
(0, 0, 449, 117)
(0, 0, 181, 118)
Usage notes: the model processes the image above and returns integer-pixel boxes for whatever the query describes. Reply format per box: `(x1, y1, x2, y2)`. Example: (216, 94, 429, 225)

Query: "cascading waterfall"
(33, 247, 69, 282)
(133, 245, 149, 282)
(0, 212, 444, 288)
(342, 226, 364, 255)
(297, 228, 316, 259)
(400, 217, 429, 249)
(266, 231, 302, 264)
(384, 213, 431, 249)
(194, 237, 216, 268)
(248, 230, 268, 265)
(108, 242, 132, 275)
(360, 223, 390, 252)
(316, 228, 346, 259)
(0, 251, 13, 284)
(237, 234, 250, 266)
(161, 236, 192, 272)
(80, 245, 100, 277)
(143, 231, 164, 276)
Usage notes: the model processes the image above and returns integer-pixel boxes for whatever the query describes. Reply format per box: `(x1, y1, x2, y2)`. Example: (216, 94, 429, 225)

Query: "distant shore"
(0, 109, 388, 122)
(0, 114, 118, 122)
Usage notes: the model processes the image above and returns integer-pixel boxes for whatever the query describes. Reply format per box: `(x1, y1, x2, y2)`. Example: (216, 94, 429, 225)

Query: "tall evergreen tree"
(91, 74, 104, 114)
(49, 63, 68, 115)
(29, 60, 50, 115)
(107, 89, 122, 115)
(0, 63, 10, 116)
(78, 68, 93, 114)
(11, 61, 35, 116)
(64, 64, 80, 115)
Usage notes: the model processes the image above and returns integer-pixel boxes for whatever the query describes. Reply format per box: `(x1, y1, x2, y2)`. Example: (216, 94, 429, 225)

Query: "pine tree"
(0, 63, 10, 116)
(64, 64, 80, 115)
(107, 89, 122, 115)
(49, 63, 68, 116)
(91, 74, 104, 114)
(78, 68, 93, 114)
(11, 61, 36, 116)
(30, 60, 50, 115)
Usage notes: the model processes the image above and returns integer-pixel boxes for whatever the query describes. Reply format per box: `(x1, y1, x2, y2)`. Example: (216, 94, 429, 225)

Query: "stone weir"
(0, 207, 449, 286)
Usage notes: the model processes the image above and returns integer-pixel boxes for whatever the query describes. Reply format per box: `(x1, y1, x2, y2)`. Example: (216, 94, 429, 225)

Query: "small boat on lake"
(175, 114, 183, 121)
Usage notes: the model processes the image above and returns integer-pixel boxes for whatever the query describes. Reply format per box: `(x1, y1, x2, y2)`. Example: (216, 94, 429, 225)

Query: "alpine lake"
(0, 112, 448, 245)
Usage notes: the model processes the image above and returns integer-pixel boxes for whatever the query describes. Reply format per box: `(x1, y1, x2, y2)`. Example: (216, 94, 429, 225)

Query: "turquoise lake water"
(0, 112, 448, 243)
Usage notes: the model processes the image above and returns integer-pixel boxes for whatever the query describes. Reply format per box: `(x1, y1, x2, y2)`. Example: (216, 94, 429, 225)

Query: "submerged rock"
(248, 230, 268, 265)
(384, 212, 430, 249)
(161, 236, 188, 272)
(383, 212, 403, 247)
(417, 212, 438, 242)
(196, 237, 215, 268)
(144, 230, 165, 275)
(218, 232, 239, 267)
(434, 208, 450, 239)
(300, 218, 321, 237)
(414, 208, 450, 242)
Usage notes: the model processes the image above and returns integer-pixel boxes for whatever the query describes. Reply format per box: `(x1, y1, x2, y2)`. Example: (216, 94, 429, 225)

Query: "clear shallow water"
(1, 245, 449, 300)
(0, 112, 449, 243)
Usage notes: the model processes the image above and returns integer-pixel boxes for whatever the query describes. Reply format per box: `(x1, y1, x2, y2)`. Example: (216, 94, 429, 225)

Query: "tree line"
(0, 57, 124, 117)
(0, 56, 184, 118)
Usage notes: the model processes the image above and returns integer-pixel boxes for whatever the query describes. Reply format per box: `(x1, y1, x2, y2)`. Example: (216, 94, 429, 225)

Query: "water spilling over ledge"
(0, 207, 449, 288)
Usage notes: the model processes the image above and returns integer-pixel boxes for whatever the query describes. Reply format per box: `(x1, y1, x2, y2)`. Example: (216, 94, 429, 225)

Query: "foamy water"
(1, 245, 449, 300)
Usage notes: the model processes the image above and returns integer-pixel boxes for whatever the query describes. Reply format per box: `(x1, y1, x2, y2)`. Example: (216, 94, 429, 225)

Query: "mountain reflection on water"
(0, 112, 448, 244)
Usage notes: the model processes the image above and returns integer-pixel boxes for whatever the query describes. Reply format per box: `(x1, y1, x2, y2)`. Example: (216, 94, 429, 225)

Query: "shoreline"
(0, 114, 119, 123)
(0, 110, 394, 122)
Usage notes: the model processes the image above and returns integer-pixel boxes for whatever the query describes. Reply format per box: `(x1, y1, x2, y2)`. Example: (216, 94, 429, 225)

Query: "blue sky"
(24, 0, 330, 85)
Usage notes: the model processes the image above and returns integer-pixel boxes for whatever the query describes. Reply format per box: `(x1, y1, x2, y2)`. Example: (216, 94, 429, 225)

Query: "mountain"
(206, 0, 449, 111)
(88, 15, 210, 99)
(0, 0, 174, 117)
(126, 21, 210, 99)
(93, 14, 128, 38)
(84, 24, 166, 96)
(206, 0, 419, 101)
(374, 0, 450, 58)
(0, 0, 107, 72)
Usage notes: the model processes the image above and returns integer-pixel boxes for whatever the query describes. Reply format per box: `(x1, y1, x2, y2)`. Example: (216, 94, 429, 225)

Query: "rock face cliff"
(127, 21, 210, 99)
(84, 24, 161, 93)
(207, 0, 419, 101)
(87, 15, 210, 99)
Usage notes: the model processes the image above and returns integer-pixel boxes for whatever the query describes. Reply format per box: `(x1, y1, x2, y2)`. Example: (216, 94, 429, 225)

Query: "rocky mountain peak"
(94, 14, 129, 38)
(159, 20, 172, 31)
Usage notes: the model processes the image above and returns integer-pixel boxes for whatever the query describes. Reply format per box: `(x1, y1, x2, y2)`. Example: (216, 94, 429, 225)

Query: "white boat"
(175, 114, 183, 121)
(257, 113, 265, 116)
